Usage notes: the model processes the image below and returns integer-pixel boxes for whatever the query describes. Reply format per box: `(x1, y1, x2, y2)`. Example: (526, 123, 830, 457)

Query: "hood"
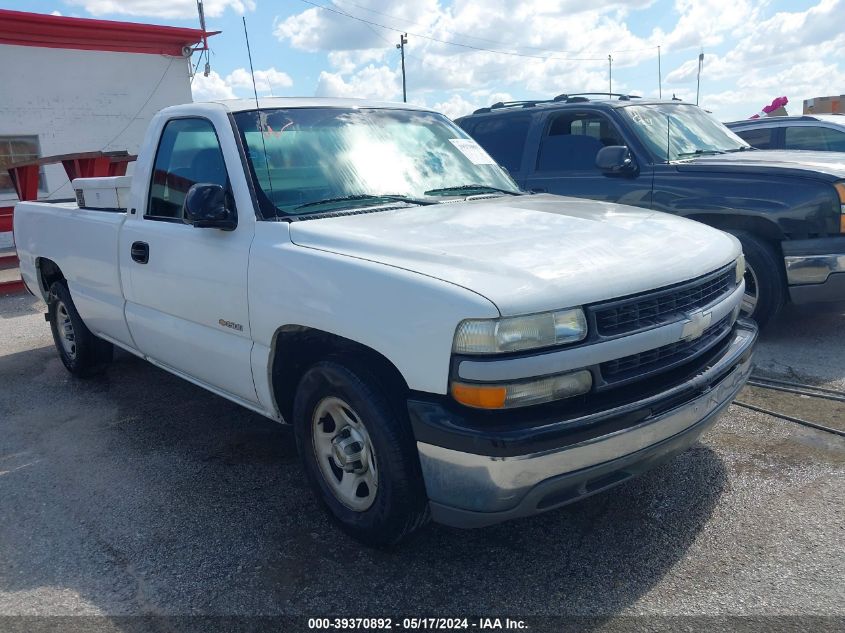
(289, 194, 739, 316)
(676, 149, 845, 180)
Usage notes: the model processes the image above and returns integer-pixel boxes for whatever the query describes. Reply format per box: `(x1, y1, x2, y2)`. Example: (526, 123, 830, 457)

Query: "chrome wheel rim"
(311, 396, 378, 511)
(741, 264, 759, 316)
(56, 301, 77, 360)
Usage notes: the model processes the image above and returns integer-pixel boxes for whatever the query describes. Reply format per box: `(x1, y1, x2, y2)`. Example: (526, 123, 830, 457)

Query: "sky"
(6, 0, 845, 121)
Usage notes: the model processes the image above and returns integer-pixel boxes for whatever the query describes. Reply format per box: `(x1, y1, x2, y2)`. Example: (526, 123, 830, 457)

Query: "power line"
(313, 0, 658, 58)
(333, 0, 632, 55)
(297, 0, 606, 61)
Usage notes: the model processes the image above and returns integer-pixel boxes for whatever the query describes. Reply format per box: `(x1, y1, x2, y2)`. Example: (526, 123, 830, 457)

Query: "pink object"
(750, 96, 789, 119)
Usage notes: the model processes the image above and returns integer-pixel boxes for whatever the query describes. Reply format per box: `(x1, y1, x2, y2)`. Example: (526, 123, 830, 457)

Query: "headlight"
(453, 308, 587, 354)
(451, 370, 593, 409)
(735, 254, 745, 285)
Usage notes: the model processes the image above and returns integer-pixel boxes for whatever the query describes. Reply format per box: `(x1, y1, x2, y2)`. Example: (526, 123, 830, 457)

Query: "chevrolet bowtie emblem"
(681, 309, 712, 341)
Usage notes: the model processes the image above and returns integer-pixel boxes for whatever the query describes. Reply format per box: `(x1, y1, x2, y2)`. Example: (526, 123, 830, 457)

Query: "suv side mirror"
(596, 146, 637, 175)
(183, 183, 237, 230)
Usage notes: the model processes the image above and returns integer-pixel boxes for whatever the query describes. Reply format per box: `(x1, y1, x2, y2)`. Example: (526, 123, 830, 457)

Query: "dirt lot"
(0, 292, 843, 630)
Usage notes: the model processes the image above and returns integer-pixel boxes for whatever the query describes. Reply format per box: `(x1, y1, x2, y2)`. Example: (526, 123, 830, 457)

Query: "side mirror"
(596, 146, 637, 175)
(183, 183, 236, 230)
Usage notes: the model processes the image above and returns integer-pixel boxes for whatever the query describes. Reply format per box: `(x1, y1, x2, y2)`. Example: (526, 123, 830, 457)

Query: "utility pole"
(608, 54, 612, 97)
(657, 45, 662, 99)
(696, 51, 704, 105)
(396, 33, 408, 102)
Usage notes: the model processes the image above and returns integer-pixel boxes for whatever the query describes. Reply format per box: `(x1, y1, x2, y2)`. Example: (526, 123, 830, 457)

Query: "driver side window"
(147, 118, 230, 220)
(536, 113, 624, 172)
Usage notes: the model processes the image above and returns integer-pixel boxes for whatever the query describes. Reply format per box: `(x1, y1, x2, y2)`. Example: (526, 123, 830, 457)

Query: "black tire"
(47, 281, 113, 377)
(292, 359, 430, 546)
(729, 231, 785, 329)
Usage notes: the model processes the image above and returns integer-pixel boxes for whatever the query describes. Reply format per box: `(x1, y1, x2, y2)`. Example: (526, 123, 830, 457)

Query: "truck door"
(120, 114, 259, 405)
(523, 110, 652, 208)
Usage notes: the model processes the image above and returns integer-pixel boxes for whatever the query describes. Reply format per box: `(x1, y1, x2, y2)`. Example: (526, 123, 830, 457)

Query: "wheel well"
(36, 258, 65, 295)
(270, 326, 409, 423)
(684, 213, 783, 242)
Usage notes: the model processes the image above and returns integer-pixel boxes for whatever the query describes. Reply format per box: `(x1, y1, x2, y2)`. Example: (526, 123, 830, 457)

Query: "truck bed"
(14, 199, 133, 345)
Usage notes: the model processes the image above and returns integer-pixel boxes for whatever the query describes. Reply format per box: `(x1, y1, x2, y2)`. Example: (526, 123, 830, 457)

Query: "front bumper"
(783, 237, 845, 304)
(409, 320, 757, 529)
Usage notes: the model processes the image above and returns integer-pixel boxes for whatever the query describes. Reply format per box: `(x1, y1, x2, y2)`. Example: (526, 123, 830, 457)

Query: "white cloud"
(226, 68, 294, 94)
(315, 65, 400, 101)
(703, 60, 845, 119)
(191, 70, 237, 101)
(431, 94, 479, 119)
(655, 0, 761, 52)
(274, 0, 657, 109)
(659, 0, 845, 118)
(66, 0, 255, 19)
(191, 67, 294, 102)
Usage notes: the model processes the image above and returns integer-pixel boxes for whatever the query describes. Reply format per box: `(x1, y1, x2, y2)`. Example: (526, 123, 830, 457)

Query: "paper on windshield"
(449, 139, 496, 165)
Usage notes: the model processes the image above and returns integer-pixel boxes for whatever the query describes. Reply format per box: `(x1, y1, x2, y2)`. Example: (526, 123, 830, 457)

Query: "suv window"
(735, 127, 775, 149)
(784, 126, 845, 152)
(147, 118, 230, 220)
(537, 112, 623, 171)
(464, 116, 531, 174)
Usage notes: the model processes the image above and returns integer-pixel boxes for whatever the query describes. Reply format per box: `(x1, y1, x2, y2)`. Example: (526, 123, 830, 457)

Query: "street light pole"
(396, 33, 408, 102)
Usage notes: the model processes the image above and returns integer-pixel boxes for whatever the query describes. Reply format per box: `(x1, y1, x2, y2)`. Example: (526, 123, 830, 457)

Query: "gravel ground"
(0, 293, 843, 630)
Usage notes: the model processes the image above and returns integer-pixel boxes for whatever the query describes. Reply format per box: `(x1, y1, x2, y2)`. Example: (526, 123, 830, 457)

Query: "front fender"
(248, 223, 499, 398)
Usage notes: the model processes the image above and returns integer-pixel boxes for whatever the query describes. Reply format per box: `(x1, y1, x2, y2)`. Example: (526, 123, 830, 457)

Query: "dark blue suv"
(456, 94, 845, 327)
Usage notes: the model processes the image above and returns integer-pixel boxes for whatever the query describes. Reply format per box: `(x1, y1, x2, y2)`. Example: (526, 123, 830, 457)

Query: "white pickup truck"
(14, 98, 757, 545)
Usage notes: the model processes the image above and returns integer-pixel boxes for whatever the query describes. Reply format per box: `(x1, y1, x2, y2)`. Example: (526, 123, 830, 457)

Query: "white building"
(0, 8, 213, 210)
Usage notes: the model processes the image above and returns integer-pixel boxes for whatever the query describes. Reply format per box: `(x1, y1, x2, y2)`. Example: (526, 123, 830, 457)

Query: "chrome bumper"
(416, 323, 756, 528)
(785, 253, 845, 285)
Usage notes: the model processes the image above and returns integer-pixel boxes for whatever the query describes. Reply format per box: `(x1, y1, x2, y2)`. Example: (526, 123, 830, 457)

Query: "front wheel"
(292, 359, 430, 546)
(730, 231, 785, 329)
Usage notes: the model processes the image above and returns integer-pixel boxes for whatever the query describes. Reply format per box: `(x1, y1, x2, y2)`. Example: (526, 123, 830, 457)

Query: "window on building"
(465, 116, 532, 174)
(0, 136, 42, 195)
(536, 113, 624, 172)
(783, 126, 845, 152)
(734, 127, 775, 149)
(147, 118, 231, 220)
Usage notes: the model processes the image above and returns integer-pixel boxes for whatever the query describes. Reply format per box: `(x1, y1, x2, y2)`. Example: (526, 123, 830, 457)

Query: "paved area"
(0, 293, 843, 626)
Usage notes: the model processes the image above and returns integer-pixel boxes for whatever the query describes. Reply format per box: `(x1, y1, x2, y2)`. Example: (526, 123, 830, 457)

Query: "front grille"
(600, 315, 733, 386)
(591, 265, 736, 337)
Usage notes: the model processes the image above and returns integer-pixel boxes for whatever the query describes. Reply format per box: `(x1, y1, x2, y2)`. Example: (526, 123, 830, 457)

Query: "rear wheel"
(292, 359, 430, 546)
(48, 281, 113, 377)
(730, 231, 785, 329)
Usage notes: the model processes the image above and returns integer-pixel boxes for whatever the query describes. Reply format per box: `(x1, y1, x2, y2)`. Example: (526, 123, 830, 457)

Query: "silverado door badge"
(681, 309, 712, 341)
(219, 319, 244, 332)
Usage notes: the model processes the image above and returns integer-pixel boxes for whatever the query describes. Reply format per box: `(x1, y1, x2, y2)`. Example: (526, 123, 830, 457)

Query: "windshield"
(233, 107, 520, 217)
(620, 103, 750, 162)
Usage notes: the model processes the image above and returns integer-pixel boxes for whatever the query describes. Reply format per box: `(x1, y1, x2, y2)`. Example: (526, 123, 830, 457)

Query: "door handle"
(131, 241, 149, 264)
